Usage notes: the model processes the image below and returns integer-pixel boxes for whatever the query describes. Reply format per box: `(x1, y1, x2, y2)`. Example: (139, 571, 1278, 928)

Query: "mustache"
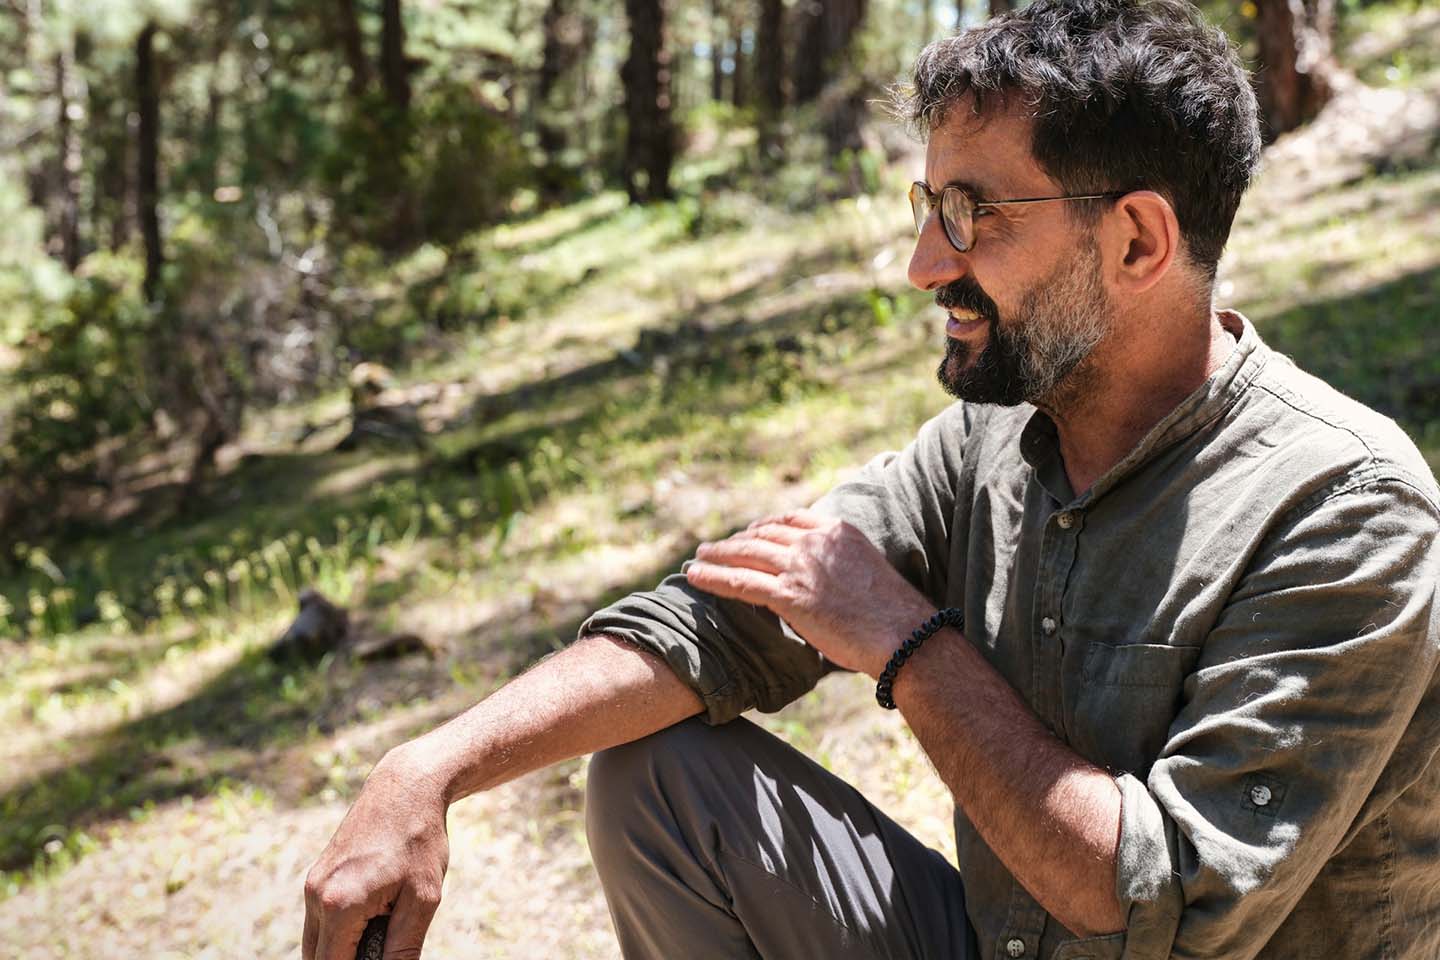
(934, 277, 999, 321)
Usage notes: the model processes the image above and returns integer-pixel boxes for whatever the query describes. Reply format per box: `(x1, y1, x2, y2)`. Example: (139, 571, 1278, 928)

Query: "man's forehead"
(922, 101, 1050, 195)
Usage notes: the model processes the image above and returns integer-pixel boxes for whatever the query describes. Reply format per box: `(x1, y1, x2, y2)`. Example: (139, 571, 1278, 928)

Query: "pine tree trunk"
(756, 0, 785, 162)
(1254, 0, 1337, 139)
(791, 0, 825, 104)
(956, 0, 966, 29)
(757, 0, 784, 112)
(731, 18, 747, 108)
(335, 0, 371, 97)
(621, 0, 675, 203)
(988, 0, 1013, 16)
(379, 0, 416, 247)
(791, 0, 867, 105)
(380, 0, 411, 112)
(711, 0, 726, 102)
(537, 0, 581, 198)
(136, 22, 163, 303)
(55, 46, 82, 270)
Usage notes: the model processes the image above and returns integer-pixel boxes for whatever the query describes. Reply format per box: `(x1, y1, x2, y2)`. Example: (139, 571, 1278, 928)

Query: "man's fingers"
(735, 523, 804, 546)
(746, 508, 824, 532)
(382, 884, 442, 960)
(685, 559, 781, 605)
(316, 902, 368, 960)
(695, 536, 789, 573)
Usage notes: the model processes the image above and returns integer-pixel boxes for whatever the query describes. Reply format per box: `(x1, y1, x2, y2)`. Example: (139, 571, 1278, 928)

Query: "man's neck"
(1042, 309, 1238, 496)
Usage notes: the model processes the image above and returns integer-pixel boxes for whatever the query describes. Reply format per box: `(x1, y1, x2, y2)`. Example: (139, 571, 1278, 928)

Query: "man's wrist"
(866, 598, 942, 680)
(383, 735, 461, 806)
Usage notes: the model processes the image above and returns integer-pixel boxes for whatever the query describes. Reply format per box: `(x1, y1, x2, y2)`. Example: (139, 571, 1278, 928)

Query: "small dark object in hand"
(356, 915, 388, 960)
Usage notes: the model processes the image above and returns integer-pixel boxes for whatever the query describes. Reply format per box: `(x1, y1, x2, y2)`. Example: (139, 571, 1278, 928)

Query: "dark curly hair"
(893, 0, 1261, 280)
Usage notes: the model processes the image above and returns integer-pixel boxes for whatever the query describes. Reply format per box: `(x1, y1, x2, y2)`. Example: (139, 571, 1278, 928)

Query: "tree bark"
(335, 0, 371, 97)
(757, 0, 784, 112)
(711, 0, 726, 102)
(55, 45, 83, 270)
(380, 0, 411, 112)
(791, 0, 825, 104)
(537, 0, 583, 198)
(379, 0, 416, 247)
(790, 0, 866, 105)
(1254, 0, 1338, 140)
(621, 0, 675, 203)
(730, 23, 747, 107)
(756, 0, 785, 161)
(136, 21, 163, 303)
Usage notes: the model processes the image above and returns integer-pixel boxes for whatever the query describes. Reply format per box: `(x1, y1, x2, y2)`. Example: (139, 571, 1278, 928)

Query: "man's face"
(908, 102, 1114, 409)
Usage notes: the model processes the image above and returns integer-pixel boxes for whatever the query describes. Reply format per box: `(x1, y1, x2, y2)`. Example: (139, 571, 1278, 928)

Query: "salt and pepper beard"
(934, 240, 1112, 410)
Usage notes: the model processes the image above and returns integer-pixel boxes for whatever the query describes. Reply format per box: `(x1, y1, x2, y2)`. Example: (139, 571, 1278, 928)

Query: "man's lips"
(945, 309, 988, 336)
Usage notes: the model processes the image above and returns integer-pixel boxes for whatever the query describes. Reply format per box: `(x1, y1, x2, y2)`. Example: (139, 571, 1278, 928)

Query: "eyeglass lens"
(909, 182, 975, 253)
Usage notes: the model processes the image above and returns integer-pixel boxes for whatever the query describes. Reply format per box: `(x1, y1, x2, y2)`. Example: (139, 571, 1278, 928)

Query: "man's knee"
(587, 716, 712, 813)
(585, 717, 745, 865)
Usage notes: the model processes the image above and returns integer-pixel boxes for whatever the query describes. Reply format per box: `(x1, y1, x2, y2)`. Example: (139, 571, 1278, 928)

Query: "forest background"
(2, 0, 1438, 956)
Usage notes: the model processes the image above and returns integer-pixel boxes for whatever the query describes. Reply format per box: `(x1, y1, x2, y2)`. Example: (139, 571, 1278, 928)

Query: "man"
(303, 1, 1440, 957)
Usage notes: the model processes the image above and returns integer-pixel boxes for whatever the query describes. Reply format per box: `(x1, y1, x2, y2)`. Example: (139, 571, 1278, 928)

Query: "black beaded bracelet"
(875, 607, 965, 709)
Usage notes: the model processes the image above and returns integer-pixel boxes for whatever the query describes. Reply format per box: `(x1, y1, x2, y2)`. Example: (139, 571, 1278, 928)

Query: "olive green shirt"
(581, 313, 1440, 960)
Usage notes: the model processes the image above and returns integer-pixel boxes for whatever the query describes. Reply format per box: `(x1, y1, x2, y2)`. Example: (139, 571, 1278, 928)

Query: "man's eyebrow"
(926, 177, 997, 201)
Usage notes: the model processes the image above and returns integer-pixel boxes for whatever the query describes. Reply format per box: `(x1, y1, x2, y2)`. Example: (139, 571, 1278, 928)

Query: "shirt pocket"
(1065, 641, 1202, 777)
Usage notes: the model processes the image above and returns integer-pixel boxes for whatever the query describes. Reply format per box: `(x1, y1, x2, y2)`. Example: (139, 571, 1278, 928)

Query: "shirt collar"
(1019, 310, 1269, 507)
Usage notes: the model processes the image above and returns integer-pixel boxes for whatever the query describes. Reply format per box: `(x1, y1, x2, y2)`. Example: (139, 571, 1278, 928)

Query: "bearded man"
(303, 1, 1440, 958)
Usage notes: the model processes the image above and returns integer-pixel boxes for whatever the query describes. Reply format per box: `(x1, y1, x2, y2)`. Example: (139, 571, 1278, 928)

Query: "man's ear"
(1103, 191, 1180, 294)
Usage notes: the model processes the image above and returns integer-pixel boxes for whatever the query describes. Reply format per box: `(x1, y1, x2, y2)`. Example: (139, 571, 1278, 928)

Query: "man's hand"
(685, 508, 935, 678)
(303, 745, 449, 960)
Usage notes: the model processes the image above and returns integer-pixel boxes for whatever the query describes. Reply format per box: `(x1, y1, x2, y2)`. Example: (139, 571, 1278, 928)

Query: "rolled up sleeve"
(1116, 479, 1440, 959)
(579, 402, 969, 725)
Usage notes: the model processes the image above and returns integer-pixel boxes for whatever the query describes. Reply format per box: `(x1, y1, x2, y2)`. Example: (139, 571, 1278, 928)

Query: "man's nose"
(907, 218, 969, 292)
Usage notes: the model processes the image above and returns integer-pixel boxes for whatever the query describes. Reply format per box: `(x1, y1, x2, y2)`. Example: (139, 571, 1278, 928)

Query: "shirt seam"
(1379, 809, 1399, 960)
(1273, 472, 1440, 533)
(1250, 380, 1439, 511)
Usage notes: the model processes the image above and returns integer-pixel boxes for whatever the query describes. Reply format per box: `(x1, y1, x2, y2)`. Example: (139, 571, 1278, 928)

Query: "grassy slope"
(2, 11, 1438, 956)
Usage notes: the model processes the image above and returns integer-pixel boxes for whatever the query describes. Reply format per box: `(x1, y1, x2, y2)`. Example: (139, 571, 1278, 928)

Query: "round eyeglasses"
(908, 181, 1126, 253)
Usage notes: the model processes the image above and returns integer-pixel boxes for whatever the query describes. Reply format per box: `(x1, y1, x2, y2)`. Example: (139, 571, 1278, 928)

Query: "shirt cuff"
(578, 572, 825, 725)
(1115, 772, 1185, 959)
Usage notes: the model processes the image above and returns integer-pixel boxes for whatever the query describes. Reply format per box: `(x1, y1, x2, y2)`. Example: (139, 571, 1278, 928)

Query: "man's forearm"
(397, 633, 704, 804)
(894, 626, 1127, 937)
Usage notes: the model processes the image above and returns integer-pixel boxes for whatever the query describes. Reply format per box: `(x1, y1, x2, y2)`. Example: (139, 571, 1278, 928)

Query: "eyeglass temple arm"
(977, 192, 1126, 207)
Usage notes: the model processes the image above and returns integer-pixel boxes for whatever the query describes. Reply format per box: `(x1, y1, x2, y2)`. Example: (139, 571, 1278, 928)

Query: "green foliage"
(2, 253, 154, 492)
(413, 83, 530, 245)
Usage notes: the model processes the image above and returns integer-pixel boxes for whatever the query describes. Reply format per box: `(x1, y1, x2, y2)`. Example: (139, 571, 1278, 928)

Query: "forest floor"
(2, 7, 1439, 957)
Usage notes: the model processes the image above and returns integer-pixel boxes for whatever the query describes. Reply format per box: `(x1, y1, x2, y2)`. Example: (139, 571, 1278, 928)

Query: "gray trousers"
(585, 716, 981, 959)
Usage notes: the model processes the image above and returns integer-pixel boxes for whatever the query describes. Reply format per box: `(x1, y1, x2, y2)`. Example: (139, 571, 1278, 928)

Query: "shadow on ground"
(0, 541, 699, 873)
(1252, 261, 1440, 428)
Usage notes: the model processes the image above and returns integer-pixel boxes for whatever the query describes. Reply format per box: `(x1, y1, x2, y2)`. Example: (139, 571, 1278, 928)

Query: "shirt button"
(1006, 938, 1027, 958)
(1041, 616, 1057, 635)
(1056, 511, 1075, 529)
(1251, 784, 1273, 807)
